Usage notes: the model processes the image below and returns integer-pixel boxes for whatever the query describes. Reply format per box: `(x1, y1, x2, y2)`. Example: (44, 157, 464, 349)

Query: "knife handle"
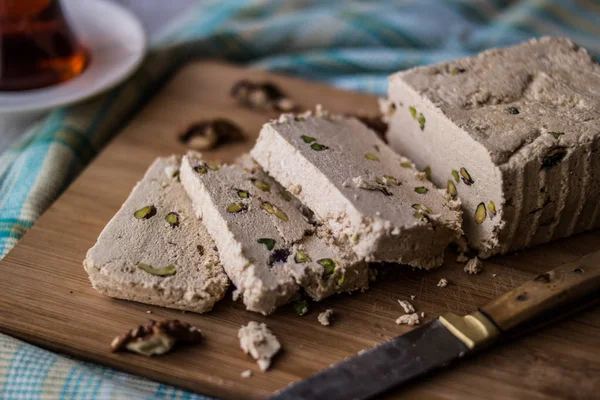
(479, 251, 600, 333)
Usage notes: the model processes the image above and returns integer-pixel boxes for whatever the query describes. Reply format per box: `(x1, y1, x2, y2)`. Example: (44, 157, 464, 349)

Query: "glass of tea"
(0, 0, 89, 91)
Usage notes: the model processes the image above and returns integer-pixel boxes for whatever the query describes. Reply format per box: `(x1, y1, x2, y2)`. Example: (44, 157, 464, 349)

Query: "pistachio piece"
(460, 167, 474, 185)
(375, 175, 402, 186)
(548, 131, 564, 139)
(138, 263, 176, 276)
(424, 166, 432, 180)
(261, 202, 289, 222)
(488, 201, 497, 217)
(414, 186, 428, 194)
(251, 178, 271, 192)
(311, 143, 329, 151)
(280, 190, 292, 202)
(451, 169, 460, 183)
(352, 233, 360, 244)
(449, 66, 466, 75)
(165, 212, 179, 228)
(193, 164, 208, 174)
(375, 177, 384, 185)
(261, 201, 275, 214)
(413, 211, 427, 221)
(237, 189, 250, 198)
(293, 300, 309, 316)
(273, 208, 289, 222)
(412, 204, 432, 214)
(257, 238, 276, 251)
(336, 272, 345, 286)
(417, 113, 426, 131)
(409, 106, 417, 119)
(541, 147, 567, 169)
(446, 180, 457, 198)
(400, 161, 412, 168)
(317, 258, 336, 276)
(506, 106, 520, 115)
(301, 135, 316, 143)
(134, 206, 157, 220)
(475, 202, 486, 224)
(365, 153, 379, 161)
(227, 202, 247, 213)
(294, 250, 311, 263)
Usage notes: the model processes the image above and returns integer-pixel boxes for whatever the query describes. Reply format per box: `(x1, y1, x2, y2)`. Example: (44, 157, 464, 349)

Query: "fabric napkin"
(1, 1, 599, 398)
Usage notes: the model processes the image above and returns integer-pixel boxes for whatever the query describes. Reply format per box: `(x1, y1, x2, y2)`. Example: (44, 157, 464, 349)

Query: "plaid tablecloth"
(1, 1, 599, 398)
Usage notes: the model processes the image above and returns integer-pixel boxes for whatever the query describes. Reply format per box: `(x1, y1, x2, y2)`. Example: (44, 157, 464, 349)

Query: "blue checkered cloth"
(1, 1, 599, 398)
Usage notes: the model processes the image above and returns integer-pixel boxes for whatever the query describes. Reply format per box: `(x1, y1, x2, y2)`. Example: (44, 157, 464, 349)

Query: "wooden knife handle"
(479, 251, 600, 332)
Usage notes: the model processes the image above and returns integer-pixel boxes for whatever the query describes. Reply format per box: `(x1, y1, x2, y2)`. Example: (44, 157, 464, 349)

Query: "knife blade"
(270, 251, 600, 400)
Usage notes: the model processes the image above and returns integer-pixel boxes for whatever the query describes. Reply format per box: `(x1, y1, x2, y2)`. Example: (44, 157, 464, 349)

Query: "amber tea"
(0, 0, 88, 91)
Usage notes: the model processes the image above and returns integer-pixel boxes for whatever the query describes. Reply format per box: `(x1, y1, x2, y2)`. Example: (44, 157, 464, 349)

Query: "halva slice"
(180, 152, 368, 315)
(251, 109, 463, 267)
(385, 37, 600, 257)
(84, 156, 229, 313)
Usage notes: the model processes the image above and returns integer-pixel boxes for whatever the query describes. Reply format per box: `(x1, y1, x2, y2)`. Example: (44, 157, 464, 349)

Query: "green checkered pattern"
(1, 0, 599, 398)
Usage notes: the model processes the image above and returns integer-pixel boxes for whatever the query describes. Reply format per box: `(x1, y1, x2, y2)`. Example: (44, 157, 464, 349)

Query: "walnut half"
(111, 319, 202, 356)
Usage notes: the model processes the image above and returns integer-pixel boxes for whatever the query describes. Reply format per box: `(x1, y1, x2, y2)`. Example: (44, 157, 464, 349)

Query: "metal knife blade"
(271, 256, 600, 400)
(270, 319, 469, 400)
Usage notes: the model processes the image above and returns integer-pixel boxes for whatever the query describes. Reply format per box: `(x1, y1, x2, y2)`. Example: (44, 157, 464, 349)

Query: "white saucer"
(0, 0, 146, 114)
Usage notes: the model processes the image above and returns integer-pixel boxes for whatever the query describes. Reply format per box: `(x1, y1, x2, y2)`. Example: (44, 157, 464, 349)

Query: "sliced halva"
(180, 152, 368, 315)
(251, 109, 463, 268)
(385, 37, 600, 257)
(84, 156, 229, 313)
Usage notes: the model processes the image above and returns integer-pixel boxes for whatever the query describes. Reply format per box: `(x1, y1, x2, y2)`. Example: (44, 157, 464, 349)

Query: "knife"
(270, 251, 600, 400)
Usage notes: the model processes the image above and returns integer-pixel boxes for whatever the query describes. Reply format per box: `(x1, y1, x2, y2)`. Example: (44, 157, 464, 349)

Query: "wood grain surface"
(1, 62, 599, 400)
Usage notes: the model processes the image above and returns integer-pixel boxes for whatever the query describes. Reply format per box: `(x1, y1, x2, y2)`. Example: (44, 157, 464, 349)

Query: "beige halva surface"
(180, 152, 368, 315)
(386, 37, 600, 258)
(84, 156, 229, 313)
(251, 109, 463, 268)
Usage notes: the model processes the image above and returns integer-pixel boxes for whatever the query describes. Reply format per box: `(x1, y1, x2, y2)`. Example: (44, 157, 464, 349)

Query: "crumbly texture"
(396, 313, 420, 326)
(238, 322, 281, 372)
(180, 153, 368, 315)
(241, 370, 252, 378)
(317, 309, 334, 326)
(83, 156, 229, 313)
(251, 109, 463, 268)
(437, 278, 449, 288)
(464, 257, 483, 275)
(398, 300, 415, 314)
(386, 37, 600, 258)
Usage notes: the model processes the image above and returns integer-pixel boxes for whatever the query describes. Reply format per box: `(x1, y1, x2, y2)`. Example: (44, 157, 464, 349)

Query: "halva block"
(385, 37, 600, 257)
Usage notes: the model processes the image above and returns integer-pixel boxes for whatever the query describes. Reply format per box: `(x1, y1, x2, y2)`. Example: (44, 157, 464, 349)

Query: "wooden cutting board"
(1, 62, 599, 400)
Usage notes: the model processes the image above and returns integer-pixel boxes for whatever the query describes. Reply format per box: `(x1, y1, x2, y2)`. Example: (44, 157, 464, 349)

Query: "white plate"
(0, 0, 146, 114)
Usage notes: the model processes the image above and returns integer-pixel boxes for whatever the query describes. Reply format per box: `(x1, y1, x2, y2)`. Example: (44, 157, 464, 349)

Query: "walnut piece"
(230, 79, 298, 112)
(179, 119, 244, 151)
(111, 319, 202, 356)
